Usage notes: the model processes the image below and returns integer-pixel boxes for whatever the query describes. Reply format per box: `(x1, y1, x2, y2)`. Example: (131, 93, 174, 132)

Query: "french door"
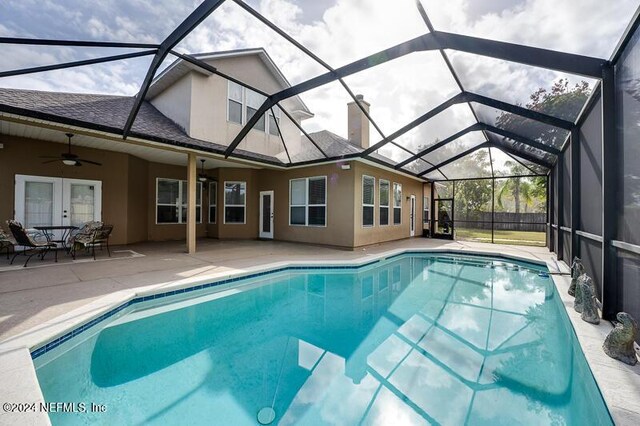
(259, 190, 274, 239)
(15, 175, 102, 237)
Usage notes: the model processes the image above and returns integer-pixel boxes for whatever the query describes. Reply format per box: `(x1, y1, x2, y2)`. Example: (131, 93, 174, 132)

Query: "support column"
(430, 183, 435, 236)
(491, 178, 495, 244)
(601, 65, 617, 319)
(547, 171, 553, 251)
(571, 128, 581, 259)
(556, 152, 564, 261)
(186, 153, 197, 254)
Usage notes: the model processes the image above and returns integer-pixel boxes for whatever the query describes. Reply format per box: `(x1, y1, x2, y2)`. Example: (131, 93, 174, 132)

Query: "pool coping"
(0, 246, 638, 425)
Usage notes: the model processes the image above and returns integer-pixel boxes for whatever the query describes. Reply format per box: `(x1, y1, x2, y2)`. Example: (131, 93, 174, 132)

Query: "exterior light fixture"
(340, 163, 351, 170)
(198, 159, 208, 182)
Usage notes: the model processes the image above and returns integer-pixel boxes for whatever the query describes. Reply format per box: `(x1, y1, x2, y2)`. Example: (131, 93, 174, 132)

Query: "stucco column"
(186, 153, 197, 254)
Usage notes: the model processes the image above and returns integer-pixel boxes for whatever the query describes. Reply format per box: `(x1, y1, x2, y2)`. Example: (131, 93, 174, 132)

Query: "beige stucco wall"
(0, 136, 131, 245)
(352, 162, 425, 247)
(257, 162, 356, 248)
(151, 55, 305, 159)
(1, 136, 428, 249)
(126, 155, 149, 244)
(150, 73, 192, 134)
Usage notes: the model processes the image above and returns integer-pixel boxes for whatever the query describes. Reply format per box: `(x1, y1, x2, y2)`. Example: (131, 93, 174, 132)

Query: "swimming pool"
(33, 253, 611, 425)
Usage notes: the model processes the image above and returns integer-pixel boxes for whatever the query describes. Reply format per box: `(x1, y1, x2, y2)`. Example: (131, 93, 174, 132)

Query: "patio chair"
(0, 225, 15, 260)
(67, 221, 102, 250)
(71, 223, 113, 260)
(7, 220, 57, 267)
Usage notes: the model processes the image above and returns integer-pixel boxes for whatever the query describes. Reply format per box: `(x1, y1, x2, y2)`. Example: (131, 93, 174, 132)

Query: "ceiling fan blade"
(42, 159, 61, 164)
(39, 155, 62, 159)
(74, 161, 82, 167)
(76, 158, 102, 166)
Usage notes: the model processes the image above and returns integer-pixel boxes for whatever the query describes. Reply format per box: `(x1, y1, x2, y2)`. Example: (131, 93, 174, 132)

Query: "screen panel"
(579, 96, 603, 235)
(615, 24, 640, 246)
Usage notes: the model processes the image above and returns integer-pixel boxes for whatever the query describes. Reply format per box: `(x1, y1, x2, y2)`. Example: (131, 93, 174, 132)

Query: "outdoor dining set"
(0, 220, 113, 267)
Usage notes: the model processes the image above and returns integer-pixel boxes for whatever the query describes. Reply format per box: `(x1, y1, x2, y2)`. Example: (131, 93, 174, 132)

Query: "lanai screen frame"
(1, 0, 639, 321)
(0, 0, 611, 180)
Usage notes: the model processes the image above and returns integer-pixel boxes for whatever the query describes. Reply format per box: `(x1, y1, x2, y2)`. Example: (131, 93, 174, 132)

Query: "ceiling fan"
(40, 133, 102, 166)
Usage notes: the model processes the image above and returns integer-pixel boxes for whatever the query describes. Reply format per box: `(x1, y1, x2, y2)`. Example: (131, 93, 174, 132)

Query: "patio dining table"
(33, 225, 78, 251)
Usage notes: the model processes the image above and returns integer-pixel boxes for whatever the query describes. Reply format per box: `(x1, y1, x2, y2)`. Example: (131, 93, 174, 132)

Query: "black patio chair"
(7, 220, 57, 267)
(0, 225, 14, 260)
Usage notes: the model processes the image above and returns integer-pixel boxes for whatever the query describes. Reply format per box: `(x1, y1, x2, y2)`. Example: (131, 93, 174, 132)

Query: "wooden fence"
(453, 212, 546, 232)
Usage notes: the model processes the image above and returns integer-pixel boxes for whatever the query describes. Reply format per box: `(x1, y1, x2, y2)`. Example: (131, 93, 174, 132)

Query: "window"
(379, 179, 390, 226)
(228, 81, 280, 135)
(423, 196, 430, 225)
(289, 176, 327, 226)
(393, 183, 402, 225)
(268, 106, 281, 136)
(246, 90, 266, 131)
(224, 181, 246, 224)
(209, 182, 217, 224)
(227, 81, 243, 124)
(362, 175, 375, 227)
(156, 178, 202, 224)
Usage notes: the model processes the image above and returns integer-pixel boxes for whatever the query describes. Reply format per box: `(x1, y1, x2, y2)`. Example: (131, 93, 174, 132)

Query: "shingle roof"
(0, 88, 404, 171)
(297, 130, 397, 166)
(0, 88, 285, 165)
(309, 130, 362, 156)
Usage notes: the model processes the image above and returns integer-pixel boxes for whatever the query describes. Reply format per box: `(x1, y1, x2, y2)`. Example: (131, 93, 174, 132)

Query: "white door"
(15, 175, 62, 230)
(62, 179, 102, 227)
(410, 195, 416, 237)
(259, 190, 274, 239)
(15, 175, 102, 238)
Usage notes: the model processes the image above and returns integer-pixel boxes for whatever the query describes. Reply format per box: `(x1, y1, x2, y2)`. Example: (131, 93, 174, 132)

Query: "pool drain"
(257, 407, 276, 425)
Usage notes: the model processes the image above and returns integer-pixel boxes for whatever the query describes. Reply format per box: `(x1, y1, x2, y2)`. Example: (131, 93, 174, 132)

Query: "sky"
(0, 0, 638, 161)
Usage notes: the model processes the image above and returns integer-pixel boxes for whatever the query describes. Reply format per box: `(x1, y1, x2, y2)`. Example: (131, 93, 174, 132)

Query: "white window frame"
(223, 181, 247, 225)
(379, 179, 390, 226)
(208, 181, 217, 224)
(362, 175, 375, 228)
(227, 81, 244, 125)
(393, 182, 402, 225)
(155, 178, 202, 225)
(227, 81, 280, 136)
(288, 176, 327, 227)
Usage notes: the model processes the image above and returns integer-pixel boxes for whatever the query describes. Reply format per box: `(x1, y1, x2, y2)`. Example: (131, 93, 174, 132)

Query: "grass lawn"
(455, 228, 546, 247)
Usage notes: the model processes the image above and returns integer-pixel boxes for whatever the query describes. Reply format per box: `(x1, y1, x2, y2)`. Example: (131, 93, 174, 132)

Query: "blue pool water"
(35, 254, 611, 425)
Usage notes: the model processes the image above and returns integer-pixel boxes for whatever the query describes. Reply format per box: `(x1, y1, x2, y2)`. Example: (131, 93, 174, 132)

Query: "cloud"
(1, 0, 638, 162)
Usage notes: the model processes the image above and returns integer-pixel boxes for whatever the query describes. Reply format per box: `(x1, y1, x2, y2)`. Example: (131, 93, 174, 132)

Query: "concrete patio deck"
(0, 238, 556, 341)
(0, 237, 639, 425)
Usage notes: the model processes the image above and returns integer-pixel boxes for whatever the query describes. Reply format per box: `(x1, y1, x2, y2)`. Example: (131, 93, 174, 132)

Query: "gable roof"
(147, 48, 312, 115)
(0, 87, 414, 179)
(0, 87, 285, 165)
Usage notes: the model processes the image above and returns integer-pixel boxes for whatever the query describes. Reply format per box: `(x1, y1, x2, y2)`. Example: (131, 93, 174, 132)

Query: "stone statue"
(603, 312, 639, 366)
(568, 257, 585, 296)
(579, 275, 600, 324)
(574, 273, 586, 313)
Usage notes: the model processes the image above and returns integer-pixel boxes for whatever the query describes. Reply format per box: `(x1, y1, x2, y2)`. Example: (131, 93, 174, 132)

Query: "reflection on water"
(36, 255, 611, 425)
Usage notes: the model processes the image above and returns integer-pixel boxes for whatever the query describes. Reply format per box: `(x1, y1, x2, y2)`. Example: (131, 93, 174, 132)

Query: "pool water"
(35, 254, 612, 425)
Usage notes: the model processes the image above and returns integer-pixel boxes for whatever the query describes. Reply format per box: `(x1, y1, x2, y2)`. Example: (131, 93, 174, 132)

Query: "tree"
(496, 161, 533, 213)
(453, 150, 492, 220)
(495, 79, 591, 156)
